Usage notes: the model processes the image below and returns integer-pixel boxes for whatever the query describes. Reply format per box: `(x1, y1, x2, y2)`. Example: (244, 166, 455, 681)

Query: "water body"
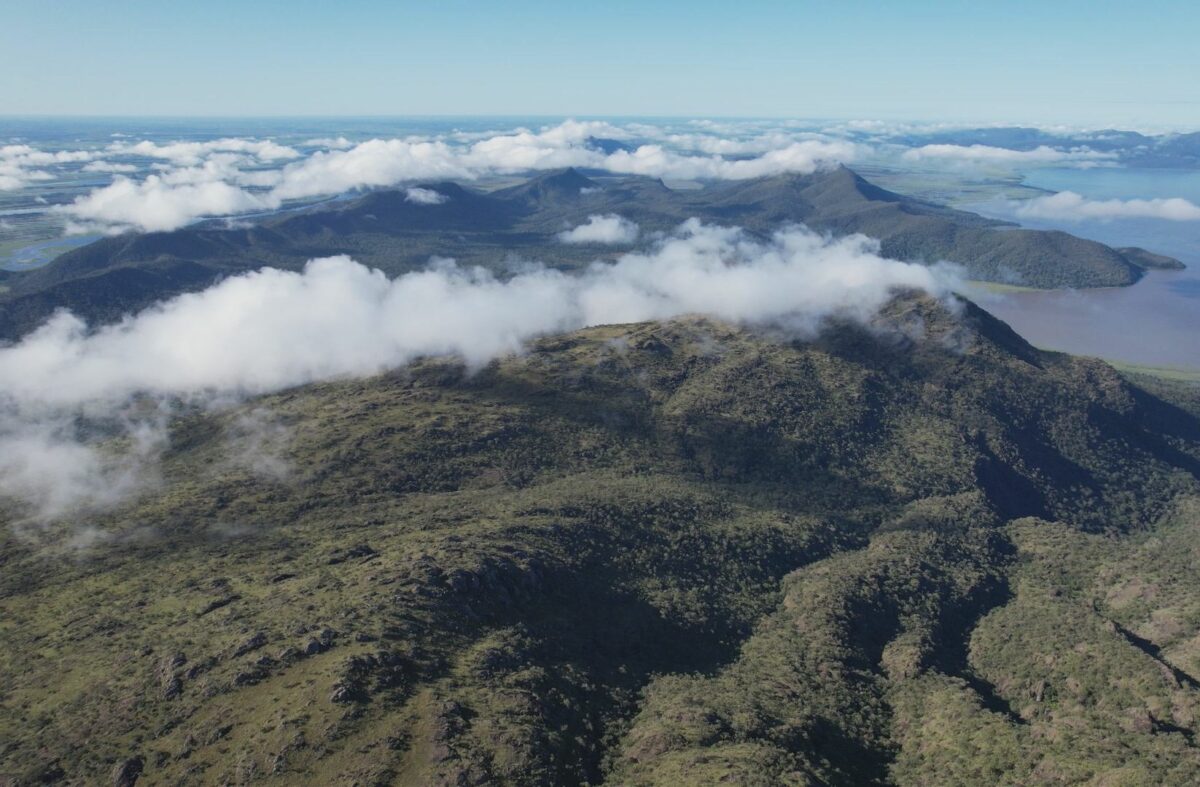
(965, 167, 1200, 369)
(4, 234, 98, 269)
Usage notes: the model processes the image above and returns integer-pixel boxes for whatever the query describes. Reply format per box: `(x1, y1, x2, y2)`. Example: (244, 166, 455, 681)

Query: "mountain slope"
(2, 296, 1199, 785)
(695, 168, 1177, 288)
(0, 168, 1182, 342)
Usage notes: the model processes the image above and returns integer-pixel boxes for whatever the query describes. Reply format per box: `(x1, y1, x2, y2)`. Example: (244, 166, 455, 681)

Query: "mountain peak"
(531, 167, 596, 190)
(495, 168, 598, 206)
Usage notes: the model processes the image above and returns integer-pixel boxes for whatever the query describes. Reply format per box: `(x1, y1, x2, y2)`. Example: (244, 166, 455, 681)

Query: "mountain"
(685, 167, 1178, 287)
(0, 167, 1182, 342)
(492, 168, 599, 207)
(2, 294, 1200, 784)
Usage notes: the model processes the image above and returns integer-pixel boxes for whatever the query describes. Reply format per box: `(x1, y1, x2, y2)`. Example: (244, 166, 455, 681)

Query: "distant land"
(888, 126, 1200, 169)
(0, 166, 1182, 342)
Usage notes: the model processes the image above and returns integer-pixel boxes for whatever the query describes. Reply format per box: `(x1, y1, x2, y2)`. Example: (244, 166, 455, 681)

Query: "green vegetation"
(2, 295, 1199, 784)
(1112, 362, 1200, 384)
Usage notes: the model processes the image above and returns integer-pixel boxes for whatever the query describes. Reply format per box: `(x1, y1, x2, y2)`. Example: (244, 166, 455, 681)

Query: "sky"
(2, 0, 1199, 127)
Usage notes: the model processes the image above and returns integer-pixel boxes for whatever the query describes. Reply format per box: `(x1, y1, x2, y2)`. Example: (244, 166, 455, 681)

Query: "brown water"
(966, 269, 1200, 368)
(960, 166, 1200, 370)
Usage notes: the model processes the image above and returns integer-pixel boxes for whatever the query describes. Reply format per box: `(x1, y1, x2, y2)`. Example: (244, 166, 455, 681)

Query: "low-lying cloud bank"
(0, 144, 91, 191)
(902, 143, 1116, 166)
(1013, 190, 1200, 221)
(107, 137, 301, 166)
(557, 214, 639, 244)
(49, 120, 858, 233)
(61, 175, 280, 233)
(0, 220, 958, 523)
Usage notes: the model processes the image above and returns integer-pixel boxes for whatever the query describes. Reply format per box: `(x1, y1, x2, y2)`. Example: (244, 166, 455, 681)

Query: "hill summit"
(2, 293, 1199, 784)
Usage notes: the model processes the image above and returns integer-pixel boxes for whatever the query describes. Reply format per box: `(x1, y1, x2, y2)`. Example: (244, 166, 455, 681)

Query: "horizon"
(2, 114, 1197, 137)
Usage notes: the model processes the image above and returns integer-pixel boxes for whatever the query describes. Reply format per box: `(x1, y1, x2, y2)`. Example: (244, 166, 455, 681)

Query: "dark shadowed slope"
(0, 167, 1181, 342)
(2, 295, 1199, 785)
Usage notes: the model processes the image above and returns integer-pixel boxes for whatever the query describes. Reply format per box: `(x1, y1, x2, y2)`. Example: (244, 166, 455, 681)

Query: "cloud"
(1, 144, 94, 166)
(0, 415, 165, 522)
(0, 143, 90, 190)
(51, 121, 860, 233)
(902, 144, 1116, 165)
(0, 166, 34, 191)
(405, 187, 449, 205)
(223, 408, 292, 481)
(2, 221, 954, 403)
(304, 136, 355, 149)
(0, 220, 958, 522)
(659, 130, 834, 156)
(558, 214, 639, 244)
(55, 175, 279, 233)
(108, 137, 300, 165)
(599, 140, 857, 180)
(82, 161, 139, 174)
(271, 122, 855, 201)
(269, 138, 472, 200)
(1013, 190, 1200, 221)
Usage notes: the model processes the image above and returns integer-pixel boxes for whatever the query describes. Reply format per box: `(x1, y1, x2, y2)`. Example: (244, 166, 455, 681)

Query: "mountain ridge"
(0, 167, 1182, 343)
(2, 292, 1199, 784)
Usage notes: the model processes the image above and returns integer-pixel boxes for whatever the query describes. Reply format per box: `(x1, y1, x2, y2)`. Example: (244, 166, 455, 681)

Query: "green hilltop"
(3, 295, 1200, 785)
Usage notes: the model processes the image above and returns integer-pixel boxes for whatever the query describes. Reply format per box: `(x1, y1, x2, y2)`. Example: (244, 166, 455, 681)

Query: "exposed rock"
(196, 595, 239, 617)
(155, 653, 187, 700)
(160, 675, 182, 700)
(232, 632, 268, 658)
(111, 756, 144, 787)
(328, 543, 378, 564)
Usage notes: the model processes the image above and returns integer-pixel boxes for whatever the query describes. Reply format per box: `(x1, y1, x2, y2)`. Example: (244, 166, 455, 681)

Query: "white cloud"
(460, 119, 624, 171)
(557, 214, 639, 244)
(0, 220, 958, 521)
(0, 416, 165, 522)
(304, 136, 354, 149)
(1013, 190, 1200, 221)
(82, 161, 139, 174)
(405, 187, 449, 205)
(269, 138, 472, 200)
(53, 121, 860, 232)
(272, 123, 856, 201)
(660, 130, 832, 156)
(600, 140, 857, 180)
(0, 166, 35, 191)
(55, 175, 279, 233)
(0, 143, 92, 190)
(1, 144, 94, 166)
(109, 137, 300, 165)
(1, 221, 954, 405)
(902, 143, 1116, 165)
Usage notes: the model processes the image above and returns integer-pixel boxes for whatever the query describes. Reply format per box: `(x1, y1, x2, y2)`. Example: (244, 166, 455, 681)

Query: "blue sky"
(2, 0, 1198, 127)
